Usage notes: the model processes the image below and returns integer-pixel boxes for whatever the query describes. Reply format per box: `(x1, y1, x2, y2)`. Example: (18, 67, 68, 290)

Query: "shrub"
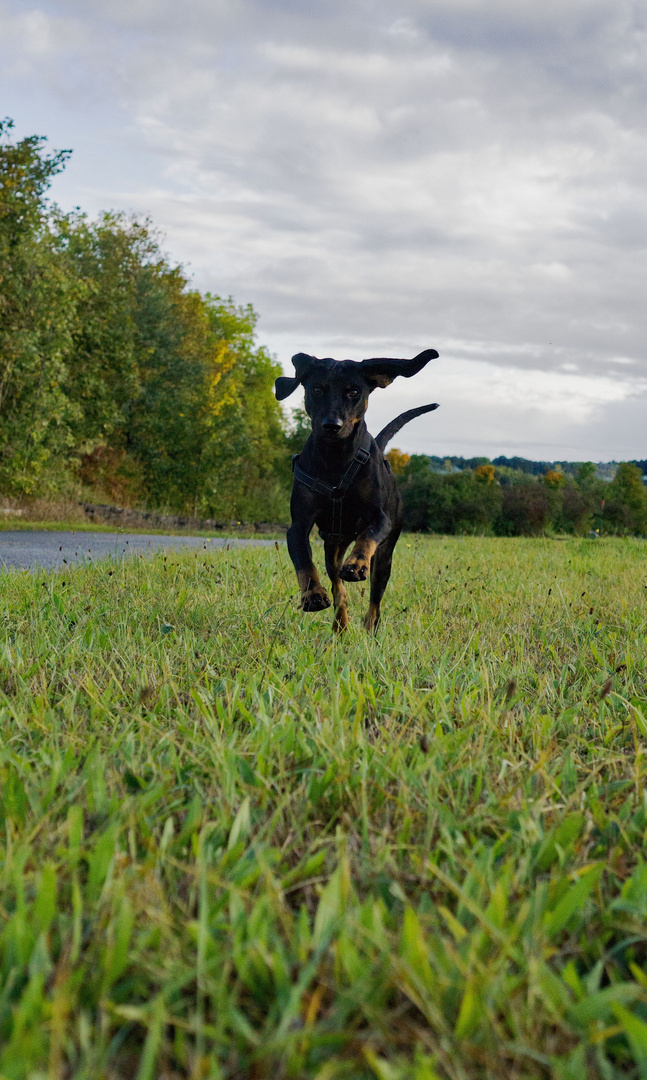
(401, 465, 502, 534)
(497, 481, 552, 536)
(602, 462, 647, 535)
(558, 483, 592, 535)
(399, 460, 443, 531)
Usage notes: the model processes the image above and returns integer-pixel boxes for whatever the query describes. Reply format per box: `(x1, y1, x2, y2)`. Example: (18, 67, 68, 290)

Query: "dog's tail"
(375, 403, 439, 452)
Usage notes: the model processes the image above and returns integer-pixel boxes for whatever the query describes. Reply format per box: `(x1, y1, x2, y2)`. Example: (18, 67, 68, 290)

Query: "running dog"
(275, 349, 439, 632)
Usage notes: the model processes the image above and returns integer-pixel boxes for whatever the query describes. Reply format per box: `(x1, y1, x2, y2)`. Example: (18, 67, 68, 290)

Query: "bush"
(401, 464, 502, 534)
(558, 483, 592, 535)
(399, 460, 443, 531)
(602, 462, 647, 535)
(0, 122, 292, 522)
(399, 458, 647, 538)
(497, 481, 552, 536)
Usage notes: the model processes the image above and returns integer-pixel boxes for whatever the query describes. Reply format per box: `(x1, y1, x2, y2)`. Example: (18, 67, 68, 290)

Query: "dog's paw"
(340, 559, 369, 582)
(301, 587, 331, 612)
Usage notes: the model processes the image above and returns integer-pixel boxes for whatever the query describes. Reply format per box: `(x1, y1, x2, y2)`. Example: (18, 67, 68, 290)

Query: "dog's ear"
(274, 352, 318, 400)
(275, 376, 301, 400)
(291, 352, 317, 379)
(360, 348, 439, 388)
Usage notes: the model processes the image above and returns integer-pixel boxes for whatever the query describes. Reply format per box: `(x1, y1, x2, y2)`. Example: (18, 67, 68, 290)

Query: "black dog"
(275, 349, 438, 632)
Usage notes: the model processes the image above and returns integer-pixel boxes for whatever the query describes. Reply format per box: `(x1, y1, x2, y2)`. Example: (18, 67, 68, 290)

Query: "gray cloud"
(1, 0, 646, 457)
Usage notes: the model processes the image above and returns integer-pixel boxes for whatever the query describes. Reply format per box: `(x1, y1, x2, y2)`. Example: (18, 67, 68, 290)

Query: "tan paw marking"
(364, 602, 380, 633)
(301, 586, 331, 612)
(340, 539, 377, 582)
(340, 557, 370, 581)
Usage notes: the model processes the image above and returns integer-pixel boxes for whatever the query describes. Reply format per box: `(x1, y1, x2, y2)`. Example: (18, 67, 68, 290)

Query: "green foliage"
(0, 119, 82, 494)
(1, 537, 647, 1076)
(60, 213, 155, 453)
(177, 295, 291, 521)
(399, 464, 503, 534)
(284, 407, 312, 456)
(499, 479, 553, 536)
(401, 457, 647, 537)
(0, 122, 290, 519)
(576, 461, 598, 488)
(602, 462, 647, 535)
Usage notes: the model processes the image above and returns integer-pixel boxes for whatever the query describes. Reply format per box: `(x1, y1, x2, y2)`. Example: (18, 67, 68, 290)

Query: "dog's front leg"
(287, 508, 331, 612)
(340, 511, 391, 582)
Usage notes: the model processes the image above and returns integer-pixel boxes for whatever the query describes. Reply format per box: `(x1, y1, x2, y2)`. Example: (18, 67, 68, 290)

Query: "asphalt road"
(0, 531, 280, 570)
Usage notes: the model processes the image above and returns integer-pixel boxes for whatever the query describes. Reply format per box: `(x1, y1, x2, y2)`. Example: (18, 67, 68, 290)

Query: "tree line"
(2, 120, 645, 534)
(0, 119, 296, 522)
(391, 455, 647, 537)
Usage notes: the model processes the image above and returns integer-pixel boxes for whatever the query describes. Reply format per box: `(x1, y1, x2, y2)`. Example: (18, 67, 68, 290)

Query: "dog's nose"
(322, 417, 343, 434)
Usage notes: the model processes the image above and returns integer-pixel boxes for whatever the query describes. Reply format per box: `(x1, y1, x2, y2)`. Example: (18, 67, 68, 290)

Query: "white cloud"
(363, 360, 647, 460)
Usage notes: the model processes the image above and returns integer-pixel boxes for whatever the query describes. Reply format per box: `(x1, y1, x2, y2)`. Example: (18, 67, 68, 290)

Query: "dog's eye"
(312, 386, 325, 397)
(347, 388, 360, 400)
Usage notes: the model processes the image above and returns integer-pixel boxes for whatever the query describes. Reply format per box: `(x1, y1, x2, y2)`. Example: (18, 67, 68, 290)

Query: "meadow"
(1, 536, 647, 1079)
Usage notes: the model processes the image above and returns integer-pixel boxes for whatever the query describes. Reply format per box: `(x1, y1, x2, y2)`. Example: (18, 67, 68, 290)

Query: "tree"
(576, 461, 598, 488)
(498, 481, 552, 536)
(196, 293, 289, 516)
(474, 463, 495, 483)
(68, 224, 290, 519)
(400, 460, 502, 534)
(0, 121, 292, 519)
(602, 463, 647, 535)
(0, 120, 81, 494)
(558, 483, 591, 535)
(543, 469, 566, 488)
(385, 447, 411, 476)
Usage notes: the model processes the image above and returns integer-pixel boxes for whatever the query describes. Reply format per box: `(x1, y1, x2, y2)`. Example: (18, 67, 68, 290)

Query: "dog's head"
(275, 349, 438, 440)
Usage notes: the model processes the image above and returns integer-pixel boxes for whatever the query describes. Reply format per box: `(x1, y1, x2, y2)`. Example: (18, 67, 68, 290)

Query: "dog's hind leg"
(364, 528, 401, 633)
(324, 540, 351, 633)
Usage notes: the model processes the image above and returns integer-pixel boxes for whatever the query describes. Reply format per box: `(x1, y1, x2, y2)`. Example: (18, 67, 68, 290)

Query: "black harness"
(292, 431, 372, 540)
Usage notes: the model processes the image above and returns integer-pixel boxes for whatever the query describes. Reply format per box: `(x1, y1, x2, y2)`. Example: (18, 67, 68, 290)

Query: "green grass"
(1, 536, 647, 1079)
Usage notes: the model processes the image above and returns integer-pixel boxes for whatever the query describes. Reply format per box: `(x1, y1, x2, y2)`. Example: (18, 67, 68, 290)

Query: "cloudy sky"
(2, 0, 646, 460)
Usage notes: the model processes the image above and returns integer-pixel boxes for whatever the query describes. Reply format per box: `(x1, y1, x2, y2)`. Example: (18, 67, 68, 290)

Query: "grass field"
(1, 536, 647, 1079)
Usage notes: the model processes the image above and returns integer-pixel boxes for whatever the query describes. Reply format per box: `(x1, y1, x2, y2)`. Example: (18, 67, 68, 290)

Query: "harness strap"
(292, 432, 371, 539)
